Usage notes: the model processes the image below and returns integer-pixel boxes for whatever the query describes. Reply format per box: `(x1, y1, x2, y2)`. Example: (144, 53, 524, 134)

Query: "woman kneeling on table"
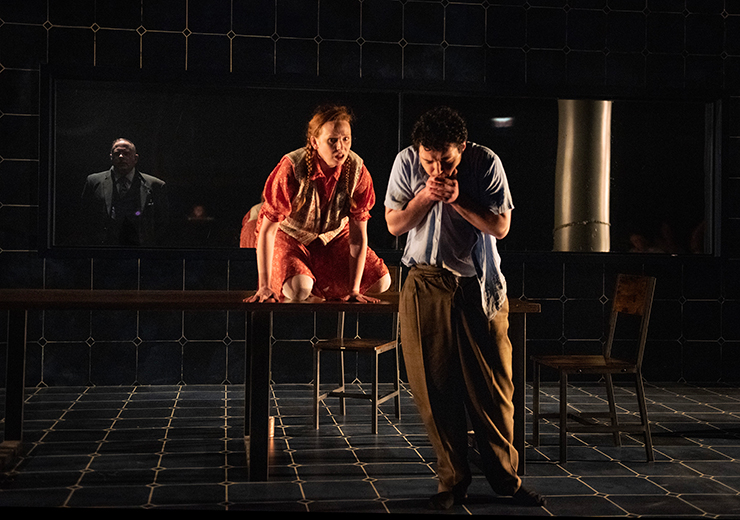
(246, 104, 390, 304)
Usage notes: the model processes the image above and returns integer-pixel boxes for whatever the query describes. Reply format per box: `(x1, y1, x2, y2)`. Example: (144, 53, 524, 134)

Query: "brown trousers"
(399, 265, 521, 496)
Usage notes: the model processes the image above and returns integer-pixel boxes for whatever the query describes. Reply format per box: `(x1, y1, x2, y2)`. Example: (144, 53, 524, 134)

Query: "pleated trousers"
(399, 265, 521, 496)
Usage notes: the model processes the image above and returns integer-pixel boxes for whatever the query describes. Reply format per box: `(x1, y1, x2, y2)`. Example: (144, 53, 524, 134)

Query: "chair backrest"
(604, 274, 657, 366)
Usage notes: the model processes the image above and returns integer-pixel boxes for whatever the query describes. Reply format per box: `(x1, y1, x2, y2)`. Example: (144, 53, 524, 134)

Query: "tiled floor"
(3, 380, 740, 515)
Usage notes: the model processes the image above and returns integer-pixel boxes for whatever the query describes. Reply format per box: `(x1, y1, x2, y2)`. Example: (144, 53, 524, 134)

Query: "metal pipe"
(553, 99, 612, 252)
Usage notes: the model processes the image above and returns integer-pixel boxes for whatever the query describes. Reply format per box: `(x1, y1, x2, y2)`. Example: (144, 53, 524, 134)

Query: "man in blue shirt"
(385, 106, 543, 510)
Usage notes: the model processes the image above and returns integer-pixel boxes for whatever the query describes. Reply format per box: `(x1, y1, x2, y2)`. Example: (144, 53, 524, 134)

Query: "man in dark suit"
(79, 138, 170, 246)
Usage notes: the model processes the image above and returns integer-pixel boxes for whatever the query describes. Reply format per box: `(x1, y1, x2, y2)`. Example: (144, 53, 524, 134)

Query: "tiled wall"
(1, 0, 740, 385)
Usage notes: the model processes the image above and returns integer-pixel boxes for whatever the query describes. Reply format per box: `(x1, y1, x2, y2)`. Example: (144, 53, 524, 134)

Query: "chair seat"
(315, 338, 396, 353)
(531, 355, 636, 373)
(312, 267, 402, 434)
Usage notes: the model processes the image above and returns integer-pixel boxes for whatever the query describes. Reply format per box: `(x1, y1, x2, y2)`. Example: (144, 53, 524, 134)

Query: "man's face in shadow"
(110, 140, 138, 175)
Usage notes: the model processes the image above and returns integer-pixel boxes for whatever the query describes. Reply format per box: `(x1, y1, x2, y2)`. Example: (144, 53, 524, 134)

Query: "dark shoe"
(427, 491, 455, 510)
(512, 486, 546, 507)
(427, 490, 467, 510)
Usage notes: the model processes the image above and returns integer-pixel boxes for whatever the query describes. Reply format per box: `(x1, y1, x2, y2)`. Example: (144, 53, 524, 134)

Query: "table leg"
(2, 310, 27, 468)
(509, 312, 526, 476)
(245, 310, 272, 481)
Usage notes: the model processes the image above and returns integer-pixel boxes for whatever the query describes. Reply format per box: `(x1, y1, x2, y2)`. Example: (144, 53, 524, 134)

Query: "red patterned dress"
(257, 148, 388, 300)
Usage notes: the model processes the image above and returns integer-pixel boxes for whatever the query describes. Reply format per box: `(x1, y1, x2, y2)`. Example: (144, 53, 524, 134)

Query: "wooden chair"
(312, 266, 402, 434)
(531, 273, 657, 463)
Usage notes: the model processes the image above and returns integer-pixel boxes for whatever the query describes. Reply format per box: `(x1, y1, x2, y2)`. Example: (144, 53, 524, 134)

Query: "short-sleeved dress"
(257, 147, 388, 300)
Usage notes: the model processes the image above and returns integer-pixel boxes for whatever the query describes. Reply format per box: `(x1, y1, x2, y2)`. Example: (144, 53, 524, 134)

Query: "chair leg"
(313, 348, 321, 429)
(634, 371, 654, 462)
(337, 311, 346, 416)
(393, 346, 401, 420)
(371, 351, 379, 434)
(559, 371, 568, 463)
(532, 361, 541, 447)
(339, 351, 346, 416)
(605, 374, 621, 447)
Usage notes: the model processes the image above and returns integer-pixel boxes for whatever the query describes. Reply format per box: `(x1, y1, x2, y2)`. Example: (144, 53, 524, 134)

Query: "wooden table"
(0, 289, 538, 479)
(508, 298, 541, 475)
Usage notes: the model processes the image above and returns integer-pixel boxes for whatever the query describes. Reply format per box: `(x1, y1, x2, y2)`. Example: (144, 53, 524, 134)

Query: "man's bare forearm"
(451, 191, 511, 239)
(385, 190, 436, 236)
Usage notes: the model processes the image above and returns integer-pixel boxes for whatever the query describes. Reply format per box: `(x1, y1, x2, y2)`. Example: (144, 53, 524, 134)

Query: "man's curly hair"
(411, 106, 468, 152)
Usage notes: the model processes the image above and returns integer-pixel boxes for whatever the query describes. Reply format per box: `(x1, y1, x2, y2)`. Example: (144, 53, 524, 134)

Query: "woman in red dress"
(247, 105, 390, 303)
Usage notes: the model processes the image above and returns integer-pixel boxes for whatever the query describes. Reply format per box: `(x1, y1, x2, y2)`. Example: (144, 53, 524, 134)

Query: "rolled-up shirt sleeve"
(385, 147, 422, 211)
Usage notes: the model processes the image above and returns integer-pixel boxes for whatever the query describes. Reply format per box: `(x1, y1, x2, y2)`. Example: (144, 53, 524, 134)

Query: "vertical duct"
(553, 99, 612, 252)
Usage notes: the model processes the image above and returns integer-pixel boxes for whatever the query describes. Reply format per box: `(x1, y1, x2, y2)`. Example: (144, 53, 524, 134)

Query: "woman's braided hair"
(305, 104, 355, 190)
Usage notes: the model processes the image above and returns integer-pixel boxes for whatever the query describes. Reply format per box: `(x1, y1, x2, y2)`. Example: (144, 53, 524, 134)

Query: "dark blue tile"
(605, 51, 646, 88)
(641, 340, 683, 380)
(95, 28, 141, 70)
(187, 33, 231, 74)
(682, 300, 721, 340)
(182, 340, 228, 384)
(92, 258, 139, 289)
(486, 5, 526, 48)
(362, 0, 403, 42)
(567, 9, 607, 51)
(319, 40, 361, 78)
(522, 260, 564, 299)
(403, 1, 444, 45)
(184, 259, 229, 290)
(567, 49, 607, 87)
(48, 26, 95, 67)
(141, 31, 187, 70)
(647, 12, 684, 53)
(527, 7, 566, 49)
(276, 38, 318, 75)
(646, 52, 685, 89)
(141, 0, 187, 31)
(403, 44, 444, 81)
(90, 342, 137, 385)
(188, 0, 232, 33)
(685, 54, 724, 90)
(445, 45, 486, 84)
(0, 23, 48, 69)
(276, 0, 318, 39)
(685, 13, 724, 55)
(136, 342, 183, 384)
(361, 42, 403, 80)
(231, 36, 275, 75)
(563, 299, 604, 339)
(445, 3, 485, 46)
(526, 48, 567, 85)
(682, 340, 722, 381)
(319, 0, 361, 40)
(232, 0, 275, 35)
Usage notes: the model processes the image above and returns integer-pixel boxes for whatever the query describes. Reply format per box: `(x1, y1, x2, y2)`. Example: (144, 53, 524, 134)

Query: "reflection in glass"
(49, 77, 399, 250)
(77, 138, 170, 246)
(44, 70, 714, 254)
(399, 93, 711, 254)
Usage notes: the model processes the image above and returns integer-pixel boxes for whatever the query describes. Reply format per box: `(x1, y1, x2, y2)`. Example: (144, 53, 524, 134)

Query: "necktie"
(119, 178, 130, 196)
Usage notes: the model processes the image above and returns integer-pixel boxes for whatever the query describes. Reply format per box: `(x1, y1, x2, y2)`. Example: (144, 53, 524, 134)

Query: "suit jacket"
(79, 167, 170, 246)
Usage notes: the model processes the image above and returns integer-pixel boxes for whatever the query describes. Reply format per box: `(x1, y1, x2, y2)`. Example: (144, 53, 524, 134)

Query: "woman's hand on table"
(341, 290, 380, 304)
(244, 287, 279, 303)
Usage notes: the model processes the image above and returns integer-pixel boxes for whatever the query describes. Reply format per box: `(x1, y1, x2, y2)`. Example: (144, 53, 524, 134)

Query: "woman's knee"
(367, 272, 392, 294)
(282, 274, 314, 301)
